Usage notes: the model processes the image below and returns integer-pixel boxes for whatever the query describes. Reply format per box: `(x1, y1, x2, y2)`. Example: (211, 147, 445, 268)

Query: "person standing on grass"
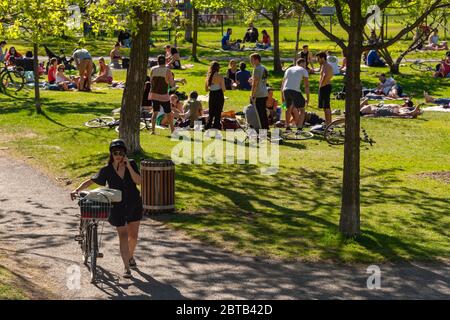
(150, 55, 176, 135)
(205, 61, 226, 130)
(72, 47, 93, 91)
(250, 53, 269, 131)
(299, 45, 315, 73)
(316, 52, 334, 129)
(281, 58, 310, 133)
(70, 139, 143, 280)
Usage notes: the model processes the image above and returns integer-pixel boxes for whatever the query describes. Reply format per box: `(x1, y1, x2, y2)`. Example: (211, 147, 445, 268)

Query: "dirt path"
(0, 155, 448, 299)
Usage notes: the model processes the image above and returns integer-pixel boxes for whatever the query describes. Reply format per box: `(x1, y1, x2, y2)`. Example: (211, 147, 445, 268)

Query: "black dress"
(91, 160, 143, 227)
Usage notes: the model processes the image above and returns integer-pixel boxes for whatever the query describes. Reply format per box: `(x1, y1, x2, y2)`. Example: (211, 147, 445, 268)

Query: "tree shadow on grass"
(151, 164, 449, 262)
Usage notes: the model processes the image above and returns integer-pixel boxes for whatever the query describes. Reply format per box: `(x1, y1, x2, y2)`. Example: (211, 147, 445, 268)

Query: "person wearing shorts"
(316, 52, 334, 128)
(149, 55, 176, 134)
(281, 58, 310, 132)
(70, 139, 143, 279)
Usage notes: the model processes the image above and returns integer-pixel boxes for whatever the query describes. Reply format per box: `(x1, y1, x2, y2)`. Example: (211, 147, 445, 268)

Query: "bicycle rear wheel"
(115, 121, 147, 133)
(90, 225, 98, 283)
(324, 118, 346, 145)
(84, 116, 116, 128)
(1, 68, 25, 93)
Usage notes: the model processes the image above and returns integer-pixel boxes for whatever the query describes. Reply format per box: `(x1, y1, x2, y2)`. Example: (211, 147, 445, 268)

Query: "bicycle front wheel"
(1, 69, 25, 94)
(325, 118, 346, 145)
(84, 116, 116, 128)
(90, 225, 98, 283)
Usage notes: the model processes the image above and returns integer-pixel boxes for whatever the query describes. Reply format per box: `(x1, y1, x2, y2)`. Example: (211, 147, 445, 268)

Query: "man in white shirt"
(326, 51, 341, 75)
(281, 58, 310, 132)
(377, 73, 396, 95)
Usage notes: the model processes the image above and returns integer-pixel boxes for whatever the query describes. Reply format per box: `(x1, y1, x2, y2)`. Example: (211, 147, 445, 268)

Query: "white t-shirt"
(380, 77, 396, 95)
(282, 66, 309, 92)
(327, 55, 341, 75)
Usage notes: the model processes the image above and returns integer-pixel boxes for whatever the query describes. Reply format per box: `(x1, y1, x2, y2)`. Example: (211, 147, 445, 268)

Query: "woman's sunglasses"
(112, 151, 125, 156)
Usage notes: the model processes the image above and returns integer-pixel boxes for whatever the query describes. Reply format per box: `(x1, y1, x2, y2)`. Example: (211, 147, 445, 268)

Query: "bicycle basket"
(79, 198, 112, 220)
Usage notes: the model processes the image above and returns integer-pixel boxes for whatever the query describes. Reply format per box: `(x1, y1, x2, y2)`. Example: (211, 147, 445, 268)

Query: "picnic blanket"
(424, 105, 450, 112)
(364, 93, 408, 101)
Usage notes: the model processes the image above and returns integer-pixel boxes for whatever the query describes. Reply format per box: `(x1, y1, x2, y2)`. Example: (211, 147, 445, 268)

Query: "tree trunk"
(119, 8, 152, 155)
(192, 7, 199, 62)
(33, 43, 42, 114)
(184, 0, 193, 42)
(294, 8, 305, 64)
(272, 7, 282, 73)
(339, 1, 363, 237)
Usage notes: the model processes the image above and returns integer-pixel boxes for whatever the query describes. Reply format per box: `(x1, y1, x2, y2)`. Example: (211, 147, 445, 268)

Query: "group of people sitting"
(221, 24, 272, 51)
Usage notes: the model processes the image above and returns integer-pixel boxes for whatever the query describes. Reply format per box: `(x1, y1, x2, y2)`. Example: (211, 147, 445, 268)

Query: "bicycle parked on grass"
(410, 59, 440, 73)
(0, 61, 25, 94)
(323, 117, 375, 146)
(84, 110, 153, 132)
(74, 191, 112, 283)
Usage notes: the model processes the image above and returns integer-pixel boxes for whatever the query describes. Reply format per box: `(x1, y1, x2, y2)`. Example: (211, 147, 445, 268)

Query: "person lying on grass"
(424, 91, 450, 107)
(433, 52, 450, 78)
(359, 98, 422, 118)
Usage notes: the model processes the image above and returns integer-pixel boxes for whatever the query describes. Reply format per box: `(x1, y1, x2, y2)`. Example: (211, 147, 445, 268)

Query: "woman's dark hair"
(170, 47, 178, 55)
(25, 51, 33, 58)
(262, 30, 268, 35)
(115, 42, 120, 47)
(239, 62, 246, 70)
(405, 99, 414, 108)
(9, 47, 16, 54)
(207, 61, 220, 86)
(190, 91, 198, 100)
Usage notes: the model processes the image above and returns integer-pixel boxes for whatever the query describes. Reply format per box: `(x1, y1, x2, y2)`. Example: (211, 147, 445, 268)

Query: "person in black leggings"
(205, 61, 226, 130)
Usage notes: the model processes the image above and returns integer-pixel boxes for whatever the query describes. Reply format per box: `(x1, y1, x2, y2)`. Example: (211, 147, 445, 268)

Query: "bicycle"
(410, 59, 440, 73)
(324, 117, 375, 146)
(74, 191, 112, 283)
(84, 110, 153, 132)
(280, 129, 314, 140)
(0, 61, 25, 94)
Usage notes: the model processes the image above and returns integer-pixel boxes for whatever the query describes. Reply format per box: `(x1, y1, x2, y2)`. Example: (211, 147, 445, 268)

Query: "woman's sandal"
(123, 269, 132, 279)
(129, 257, 138, 270)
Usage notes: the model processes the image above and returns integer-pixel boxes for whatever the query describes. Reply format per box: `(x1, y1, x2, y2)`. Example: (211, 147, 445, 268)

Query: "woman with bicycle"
(70, 139, 143, 279)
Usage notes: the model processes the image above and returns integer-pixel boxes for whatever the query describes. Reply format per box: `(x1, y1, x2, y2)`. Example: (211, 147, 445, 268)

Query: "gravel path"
(0, 154, 448, 299)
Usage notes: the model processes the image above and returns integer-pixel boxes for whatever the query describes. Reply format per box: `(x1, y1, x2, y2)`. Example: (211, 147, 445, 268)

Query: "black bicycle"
(74, 192, 112, 283)
(0, 61, 25, 94)
(324, 117, 375, 146)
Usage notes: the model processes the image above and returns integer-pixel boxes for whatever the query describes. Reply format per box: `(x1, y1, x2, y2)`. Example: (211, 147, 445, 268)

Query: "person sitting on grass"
(423, 91, 450, 107)
(225, 59, 238, 90)
(183, 91, 203, 128)
(326, 50, 341, 75)
(243, 22, 259, 43)
(235, 62, 252, 90)
(366, 49, 385, 67)
(266, 87, 279, 125)
(222, 28, 243, 51)
(110, 42, 122, 68)
(93, 57, 113, 84)
(299, 45, 315, 74)
(433, 52, 450, 78)
(424, 30, 448, 51)
(55, 64, 78, 91)
(158, 94, 184, 128)
(359, 98, 422, 118)
(377, 73, 402, 98)
(5, 47, 22, 66)
(47, 57, 58, 84)
(167, 47, 181, 70)
(256, 30, 271, 49)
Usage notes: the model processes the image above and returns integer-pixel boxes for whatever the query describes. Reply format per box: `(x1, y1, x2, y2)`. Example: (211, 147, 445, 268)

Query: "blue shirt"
(236, 70, 252, 90)
(221, 34, 230, 47)
(367, 50, 380, 66)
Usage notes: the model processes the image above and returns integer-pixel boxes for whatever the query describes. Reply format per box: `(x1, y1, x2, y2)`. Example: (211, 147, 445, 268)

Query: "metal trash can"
(141, 159, 175, 214)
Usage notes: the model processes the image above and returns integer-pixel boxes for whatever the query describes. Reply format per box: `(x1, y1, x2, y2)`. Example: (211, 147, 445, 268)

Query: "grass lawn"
(0, 266, 27, 299)
(0, 21, 449, 263)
